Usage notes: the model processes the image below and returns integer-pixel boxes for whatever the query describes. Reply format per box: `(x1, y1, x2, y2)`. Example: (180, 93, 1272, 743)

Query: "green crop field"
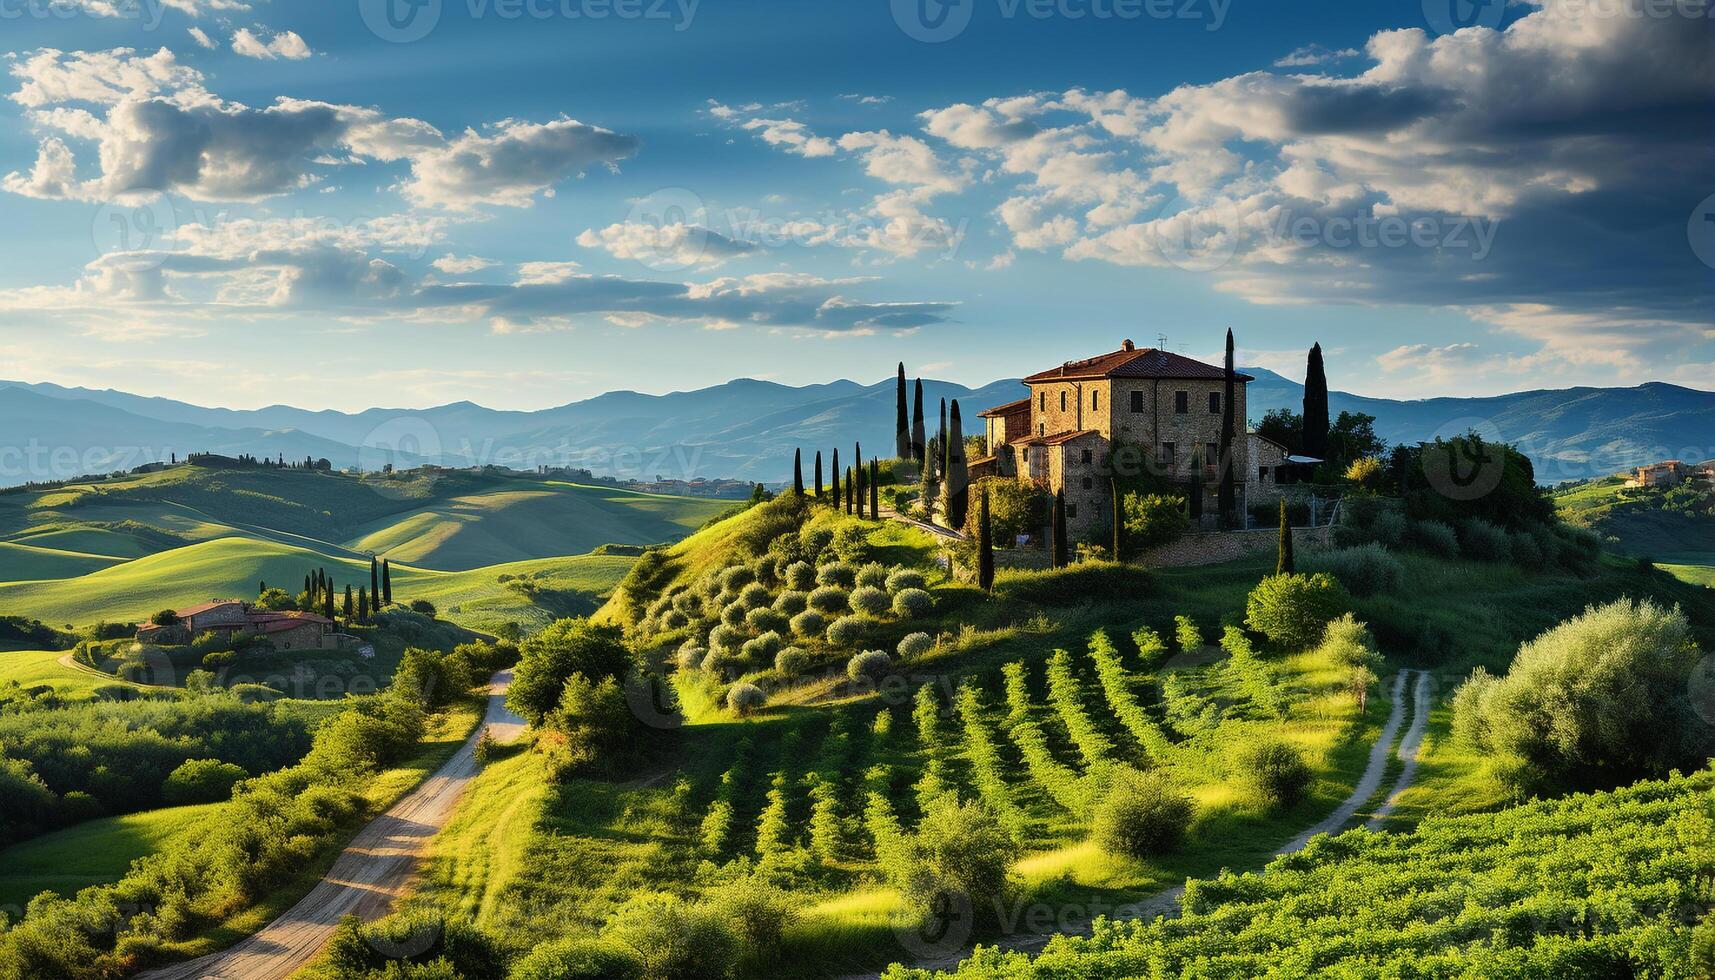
(0, 802, 224, 910)
(0, 649, 146, 699)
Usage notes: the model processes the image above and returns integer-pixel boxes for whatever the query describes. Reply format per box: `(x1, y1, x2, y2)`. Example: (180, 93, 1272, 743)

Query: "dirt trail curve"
(137, 671, 526, 980)
(841, 669, 1429, 979)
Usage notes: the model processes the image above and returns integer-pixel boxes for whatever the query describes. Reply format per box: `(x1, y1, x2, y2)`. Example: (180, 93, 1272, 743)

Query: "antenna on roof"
(1157, 333, 1169, 351)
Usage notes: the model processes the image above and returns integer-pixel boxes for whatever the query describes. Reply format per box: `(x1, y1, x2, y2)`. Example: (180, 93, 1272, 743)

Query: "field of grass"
(0, 802, 223, 911)
(1554, 473, 1715, 561)
(0, 648, 146, 698)
(404, 744, 547, 928)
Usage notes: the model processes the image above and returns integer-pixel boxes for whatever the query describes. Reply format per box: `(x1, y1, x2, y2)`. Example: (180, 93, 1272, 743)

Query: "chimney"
(1122, 339, 1135, 351)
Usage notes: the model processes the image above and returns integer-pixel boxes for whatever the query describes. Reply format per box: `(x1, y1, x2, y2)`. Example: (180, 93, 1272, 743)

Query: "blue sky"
(0, 0, 1709, 411)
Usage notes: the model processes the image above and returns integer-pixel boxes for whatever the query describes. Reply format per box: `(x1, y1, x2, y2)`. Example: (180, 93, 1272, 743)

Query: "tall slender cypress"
(895, 363, 910, 461)
(977, 486, 994, 592)
(1303, 342, 1329, 460)
(911, 379, 926, 464)
(303, 574, 312, 597)
(1189, 446, 1205, 523)
(1276, 499, 1295, 575)
(937, 399, 947, 479)
(1051, 490, 1069, 569)
(869, 458, 880, 518)
(845, 467, 855, 514)
(1110, 477, 1123, 562)
(382, 559, 392, 606)
(855, 461, 866, 519)
(946, 401, 968, 529)
(344, 584, 354, 620)
(1217, 328, 1238, 528)
(793, 449, 804, 496)
(370, 557, 380, 607)
(323, 588, 334, 620)
(814, 451, 824, 498)
(358, 587, 369, 621)
(831, 449, 841, 506)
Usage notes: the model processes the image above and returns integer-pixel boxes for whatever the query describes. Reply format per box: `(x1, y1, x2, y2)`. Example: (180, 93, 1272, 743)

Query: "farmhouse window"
(1209, 391, 1221, 413)
(1174, 391, 1189, 414)
(1082, 477, 1093, 490)
(1130, 390, 1143, 412)
(1060, 390, 1067, 412)
(1162, 442, 1176, 465)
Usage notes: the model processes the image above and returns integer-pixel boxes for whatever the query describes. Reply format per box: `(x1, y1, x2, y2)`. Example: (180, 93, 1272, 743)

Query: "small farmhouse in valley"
(136, 600, 350, 651)
(973, 340, 1304, 538)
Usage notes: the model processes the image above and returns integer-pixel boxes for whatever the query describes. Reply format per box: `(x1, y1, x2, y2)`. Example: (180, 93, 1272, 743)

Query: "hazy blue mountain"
(3, 371, 1710, 487)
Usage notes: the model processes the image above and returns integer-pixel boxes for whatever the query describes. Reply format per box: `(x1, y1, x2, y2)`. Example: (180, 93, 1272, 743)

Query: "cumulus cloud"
(187, 28, 216, 49)
(433, 254, 498, 274)
(231, 29, 314, 60)
(1273, 44, 1358, 68)
(3, 49, 639, 208)
(577, 222, 759, 268)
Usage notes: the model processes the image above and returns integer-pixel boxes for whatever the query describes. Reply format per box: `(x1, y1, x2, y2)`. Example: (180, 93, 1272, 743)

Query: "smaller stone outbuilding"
(136, 600, 352, 652)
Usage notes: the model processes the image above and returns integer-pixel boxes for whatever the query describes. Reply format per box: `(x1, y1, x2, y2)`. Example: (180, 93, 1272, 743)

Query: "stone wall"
(1136, 524, 1332, 569)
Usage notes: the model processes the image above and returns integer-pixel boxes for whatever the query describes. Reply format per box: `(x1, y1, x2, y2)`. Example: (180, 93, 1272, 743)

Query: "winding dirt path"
(136, 671, 525, 980)
(841, 669, 1430, 978)
(1368, 670, 1431, 828)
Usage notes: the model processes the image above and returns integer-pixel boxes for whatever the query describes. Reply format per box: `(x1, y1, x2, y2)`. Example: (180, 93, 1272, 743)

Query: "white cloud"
(577, 222, 759, 268)
(231, 29, 314, 61)
(402, 117, 639, 209)
(1273, 44, 1358, 68)
(835, 130, 964, 197)
(432, 254, 497, 274)
(187, 28, 216, 49)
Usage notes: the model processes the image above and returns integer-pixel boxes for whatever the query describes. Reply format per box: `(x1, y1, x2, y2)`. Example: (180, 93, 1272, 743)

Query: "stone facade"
(135, 600, 346, 652)
(1137, 524, 1333, 568)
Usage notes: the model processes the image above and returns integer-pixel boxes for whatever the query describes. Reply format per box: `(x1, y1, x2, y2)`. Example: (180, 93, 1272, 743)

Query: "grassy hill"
(1554, 474, 1715, 584)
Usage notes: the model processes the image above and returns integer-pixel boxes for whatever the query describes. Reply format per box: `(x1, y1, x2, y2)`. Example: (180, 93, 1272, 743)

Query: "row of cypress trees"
(282, 556, 394, 625)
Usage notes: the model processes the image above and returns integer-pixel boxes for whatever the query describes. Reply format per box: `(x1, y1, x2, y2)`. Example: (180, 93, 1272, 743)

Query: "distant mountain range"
(4, 371, 1711, 488)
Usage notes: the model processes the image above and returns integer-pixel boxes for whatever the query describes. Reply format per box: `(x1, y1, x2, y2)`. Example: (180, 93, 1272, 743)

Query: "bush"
(798, 526, 834, 563)
(409, 599, 437, 616)
(891, 587, 934, 619)
(1450, 598, 1707, 794)
(1301, 543, 1404, 597)
(706, 878, 796, 969)
(726, 683, 766, 715)
(510, 937, 644, 980)
(881, 795, 1018, 929)
(774, 646, 811, 676)
(721, 565, 756, 593)
(162, 758, 247, 805)
(789, 609, 826, 638)
(702, 648, 741, 679)
(855, 562, 890, 589)
(660, 609, 690, 631)
(744, 607, 789, 635)
(885, 568, 928, 594)
(720, 602, 748, 629)
(708, 623, 746, 653)
(771, 590, 808, 616)
(1236, 740, 1312, 811)
(807, 586, 848, 614)
(1316, 613, 1382, 670)
(830, 523, 871, 563)
(603, 893, 739, 980)
(508, 620, 634, 727)
(1245, 573, 1350, 649)
(1122, 492, 1191, 548)
(740, 631, 785, 664)
(1457, 519, 1512, 562)
(847, 650, 891, 683)
(1371, 510, 1408, 547)
(675, 641, 706, 672)
(897, 632, 934, 659)
(1407, 519, 1460, 557)
(1092, 768, 1194, 859)
(784, 560, 817, 591)
(816, 561, 857, 588)
(826, 615, 866, 647)
(736, 582, 772, 610)
(1508, 528, 1545, 566)
(850, 585, 892, 617)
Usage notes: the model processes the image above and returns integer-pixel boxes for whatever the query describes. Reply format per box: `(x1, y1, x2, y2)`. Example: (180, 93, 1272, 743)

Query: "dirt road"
(137, 672, 526, 980)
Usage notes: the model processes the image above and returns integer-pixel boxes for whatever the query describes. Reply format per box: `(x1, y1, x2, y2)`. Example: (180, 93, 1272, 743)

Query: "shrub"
(897, 632, 934, 659)
(831, 523, 871, 563)
(1407, 519, 1460, 557)
(847, 650, 891, 683)
(1450, 598, 1706, 794)
(1092, 768, 1194, 859)
(807, 586, 848, 614)
(707, 878, 796, 969)
(603, 893, 739, 980)
(736, 582, 772, 611)
(162, 758, 247, 805)
(749, 556, 779, 588)
(1371, 510, 1408, 547)
(799, 526, 834, 563)
(771, 590, 808, 616)
(721, 565, 756, 593)
(741, 631, 784, 663)
(774, 646, 811, 676)
(726, 683, 766, 715)
(885, 568, 928, 594)
(1122, 492, 1191, 548)
(1316, 614, 1382, 669)
(789, 609, 826, 638)
(1237, 740, 1313, 811)
(708, 623, 746, 653)
(1457, 519, 1512, 562)
(702, 648, 741, 679)
(409, 599, 437, 616)
(1301, 543, 1405, 597)
(510, 937, 644, 980)
(816, 561, 857, 588)
(1174, 615, 1203, 653)
(855, 562, 890, 589)
(744, 606, 789, 635)
(1245, 573, 1350, 649)
(890, 587, 934, 619)
(826, 615, 866, 647)
(660, 609, 690, 631)
(783, 560, 817, 592)
(1508, 529, 1545, 566)
(720, 602, 748, 628)
(850, 585, 892, 617)
(507, 620, 634, 727)
(881, 795, 1018, 929)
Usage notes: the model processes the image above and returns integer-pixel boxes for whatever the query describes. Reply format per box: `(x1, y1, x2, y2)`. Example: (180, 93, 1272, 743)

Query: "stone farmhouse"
(135, 600, 351, 652)
(1627, 460, 1715, 487)
(973, 340, 1305, 539)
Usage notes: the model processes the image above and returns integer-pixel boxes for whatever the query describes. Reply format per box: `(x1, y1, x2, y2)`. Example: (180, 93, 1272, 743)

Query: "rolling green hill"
(1555, 475, 1715, 585)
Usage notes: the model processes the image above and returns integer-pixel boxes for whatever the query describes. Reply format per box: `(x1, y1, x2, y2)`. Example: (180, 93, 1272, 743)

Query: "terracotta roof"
(253, 617, 329, 634)
(1023, 344, 1254, 384)
(977, 398, 1030, 418)
(1013, 429, 1101, 448)
(178, 600, 244, 617)
(250, 611, 332, 625)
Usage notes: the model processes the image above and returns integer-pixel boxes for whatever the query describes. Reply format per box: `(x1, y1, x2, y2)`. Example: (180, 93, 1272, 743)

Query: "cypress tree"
(1110, 476, 1124, 562)
(259, 581, 266, 596)
(303, 574, 312, 597)
(359, 587, 369, 621)
(344, 585, 354, 620)
(814, 451, 824, 498)
(1303, 342, 1329, 460)
(946, 401, 968, 529)
(382, 560, 392, 606)
(869, 458, 880, 518)
(977, 486, 994, 592)
(855, 462, 865, 519)
(937, 400, 947, 479)
(793, 449, 804, 496)
(1217, 328, 1238, 528)
(895, 363, 910, 461)
(831, 449, 841, 506)
(845, 467, 855, 514)
(911, 379, 926, 464)
(323, 588, 334, 620)
(371, 558, 380, 607)
(1276, 499, 1295, 575)
(1189, 446, 1205, 523)
(1051, 489, 1069, 569)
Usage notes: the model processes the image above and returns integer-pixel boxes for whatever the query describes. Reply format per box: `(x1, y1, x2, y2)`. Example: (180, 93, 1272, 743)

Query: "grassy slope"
(0, 540, 125, 580)
(0, 649, 146, 698)
(1554, 475, 1715, 583)
(0, 803, 223, 910)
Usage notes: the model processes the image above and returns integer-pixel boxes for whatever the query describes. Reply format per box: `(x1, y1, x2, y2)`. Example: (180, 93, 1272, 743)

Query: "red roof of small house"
(177, 600, 244, 618)
(248, 611, 332, 634)
(1023, 342, 1254, 384)
(977, 398, 1031, 418)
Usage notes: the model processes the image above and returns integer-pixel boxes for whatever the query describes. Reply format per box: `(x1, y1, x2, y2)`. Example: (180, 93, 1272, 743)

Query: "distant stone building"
(975, 340, 1283, 539)
(1630, 460, 1690, 487)
(135, 600, 349, 652)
